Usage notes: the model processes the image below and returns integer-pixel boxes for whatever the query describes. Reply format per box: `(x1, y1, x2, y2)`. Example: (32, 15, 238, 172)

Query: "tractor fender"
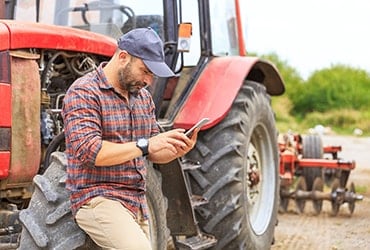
(174, 56, 285, 130)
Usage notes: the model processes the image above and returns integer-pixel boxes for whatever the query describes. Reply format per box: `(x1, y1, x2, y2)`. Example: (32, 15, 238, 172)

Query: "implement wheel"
(279, 187, 290, 213)
(312, 177, 324, 215)
(302, 134, 324, 191)
(348, 182, 356, 215)
(295, 176, 307, 214)
(331, 178, 341, 216)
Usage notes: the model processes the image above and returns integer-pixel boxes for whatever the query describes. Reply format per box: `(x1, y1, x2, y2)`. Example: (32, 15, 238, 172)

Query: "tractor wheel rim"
(245, 125, 276, 235)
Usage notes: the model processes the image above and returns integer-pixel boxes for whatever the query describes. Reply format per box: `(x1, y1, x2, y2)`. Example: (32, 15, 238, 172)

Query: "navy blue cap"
(117, 27, 174, 77)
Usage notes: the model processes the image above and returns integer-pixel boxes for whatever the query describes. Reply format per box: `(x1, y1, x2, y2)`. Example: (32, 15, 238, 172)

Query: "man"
(62, 27, 198, 250)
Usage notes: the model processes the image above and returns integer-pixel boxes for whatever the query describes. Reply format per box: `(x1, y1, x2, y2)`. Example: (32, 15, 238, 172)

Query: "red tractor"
(0, 1, 285, 249)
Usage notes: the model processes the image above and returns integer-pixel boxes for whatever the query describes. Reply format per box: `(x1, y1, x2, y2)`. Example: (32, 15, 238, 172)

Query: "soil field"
(272, 135, 370, 250)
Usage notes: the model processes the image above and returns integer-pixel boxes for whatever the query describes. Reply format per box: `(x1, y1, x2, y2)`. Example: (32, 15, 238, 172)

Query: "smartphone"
(184, 118, 210, 137)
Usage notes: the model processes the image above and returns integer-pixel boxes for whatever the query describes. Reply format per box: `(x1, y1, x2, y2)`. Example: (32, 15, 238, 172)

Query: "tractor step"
(175, 233, 217, 250)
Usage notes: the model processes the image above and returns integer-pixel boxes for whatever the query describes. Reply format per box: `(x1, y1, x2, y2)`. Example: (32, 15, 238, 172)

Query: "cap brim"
(143, 60, 175, 78)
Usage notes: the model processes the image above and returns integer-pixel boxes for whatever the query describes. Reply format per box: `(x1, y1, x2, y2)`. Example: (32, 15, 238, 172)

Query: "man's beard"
(118, 61, 147, 96)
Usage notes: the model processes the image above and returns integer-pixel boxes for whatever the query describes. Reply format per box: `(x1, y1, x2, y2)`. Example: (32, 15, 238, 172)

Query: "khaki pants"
(75, 196, 152, 250)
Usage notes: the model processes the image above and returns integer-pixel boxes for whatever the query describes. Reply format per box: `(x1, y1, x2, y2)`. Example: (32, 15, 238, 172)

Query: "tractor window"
(209, 0, 239, 56)
(180, 0, 201, 67)
(14, 0, 164, 39)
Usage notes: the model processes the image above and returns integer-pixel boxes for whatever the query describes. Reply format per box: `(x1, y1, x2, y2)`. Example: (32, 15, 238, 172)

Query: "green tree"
(253, 53, 370, 134)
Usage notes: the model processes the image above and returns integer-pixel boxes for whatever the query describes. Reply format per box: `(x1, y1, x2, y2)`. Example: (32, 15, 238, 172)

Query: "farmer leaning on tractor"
(62, 27, 198, 250)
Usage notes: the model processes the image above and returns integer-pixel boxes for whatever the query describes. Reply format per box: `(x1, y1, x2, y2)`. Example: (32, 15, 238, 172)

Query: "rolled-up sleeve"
(62, 81, 102, 166)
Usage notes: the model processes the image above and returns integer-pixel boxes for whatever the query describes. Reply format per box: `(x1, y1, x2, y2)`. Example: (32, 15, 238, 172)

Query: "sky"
(244, 0, 370, 79)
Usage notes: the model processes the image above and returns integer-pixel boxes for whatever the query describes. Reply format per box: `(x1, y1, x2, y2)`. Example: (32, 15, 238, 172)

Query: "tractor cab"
(4, 0, 284, 126)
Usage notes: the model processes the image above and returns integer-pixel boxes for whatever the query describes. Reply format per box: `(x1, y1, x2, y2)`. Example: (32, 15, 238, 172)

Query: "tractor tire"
(18, 152, 168, 250)
(18, 152, 95, 250)
(186, 81, 279, 250)
(146, 162, 170, 250)
(301, 134, 323, 191)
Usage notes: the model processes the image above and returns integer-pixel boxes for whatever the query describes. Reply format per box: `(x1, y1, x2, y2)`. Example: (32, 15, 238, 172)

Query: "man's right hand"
(148, 128, 198, 163)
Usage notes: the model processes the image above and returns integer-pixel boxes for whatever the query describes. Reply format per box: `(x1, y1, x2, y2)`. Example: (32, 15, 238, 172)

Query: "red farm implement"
(279, 133, 363, 216)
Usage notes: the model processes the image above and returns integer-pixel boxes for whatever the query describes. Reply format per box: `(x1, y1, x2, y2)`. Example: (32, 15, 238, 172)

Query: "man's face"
(118, 57, 155, 95)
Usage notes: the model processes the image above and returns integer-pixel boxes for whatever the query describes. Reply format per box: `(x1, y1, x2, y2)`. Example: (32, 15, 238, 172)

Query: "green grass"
(355, 185, 368, 195)
(272, 96, 370, 136)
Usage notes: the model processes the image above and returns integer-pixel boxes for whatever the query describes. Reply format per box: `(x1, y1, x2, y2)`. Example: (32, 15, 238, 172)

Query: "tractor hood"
(0, 19, 116, 56)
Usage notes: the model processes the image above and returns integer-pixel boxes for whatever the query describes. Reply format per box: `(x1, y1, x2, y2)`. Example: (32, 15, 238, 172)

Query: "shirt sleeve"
(62, 81, 102, 167)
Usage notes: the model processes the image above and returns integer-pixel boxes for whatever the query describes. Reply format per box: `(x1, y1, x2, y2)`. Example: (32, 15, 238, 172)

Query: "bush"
(289, 65, 370, 115)
(257, 53, 370, 135)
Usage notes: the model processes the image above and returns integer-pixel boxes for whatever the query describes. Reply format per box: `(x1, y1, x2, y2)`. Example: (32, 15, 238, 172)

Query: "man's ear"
(118, 50, 130, 63)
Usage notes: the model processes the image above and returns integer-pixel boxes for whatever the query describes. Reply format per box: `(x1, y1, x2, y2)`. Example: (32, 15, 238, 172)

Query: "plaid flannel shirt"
(62, 63, 159, 219)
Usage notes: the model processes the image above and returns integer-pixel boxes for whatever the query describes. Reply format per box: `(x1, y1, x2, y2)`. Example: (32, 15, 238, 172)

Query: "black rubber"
(19, 152, 169, 250)
(186, 81, 279, 250)
(302, 134, 324, 191)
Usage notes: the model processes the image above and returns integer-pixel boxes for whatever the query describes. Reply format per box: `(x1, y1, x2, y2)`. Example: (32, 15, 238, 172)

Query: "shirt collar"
(96, 62, 113, 90)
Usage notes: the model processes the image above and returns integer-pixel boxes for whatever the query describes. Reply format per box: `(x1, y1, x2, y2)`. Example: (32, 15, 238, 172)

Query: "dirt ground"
(272, 134, 370, 250)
